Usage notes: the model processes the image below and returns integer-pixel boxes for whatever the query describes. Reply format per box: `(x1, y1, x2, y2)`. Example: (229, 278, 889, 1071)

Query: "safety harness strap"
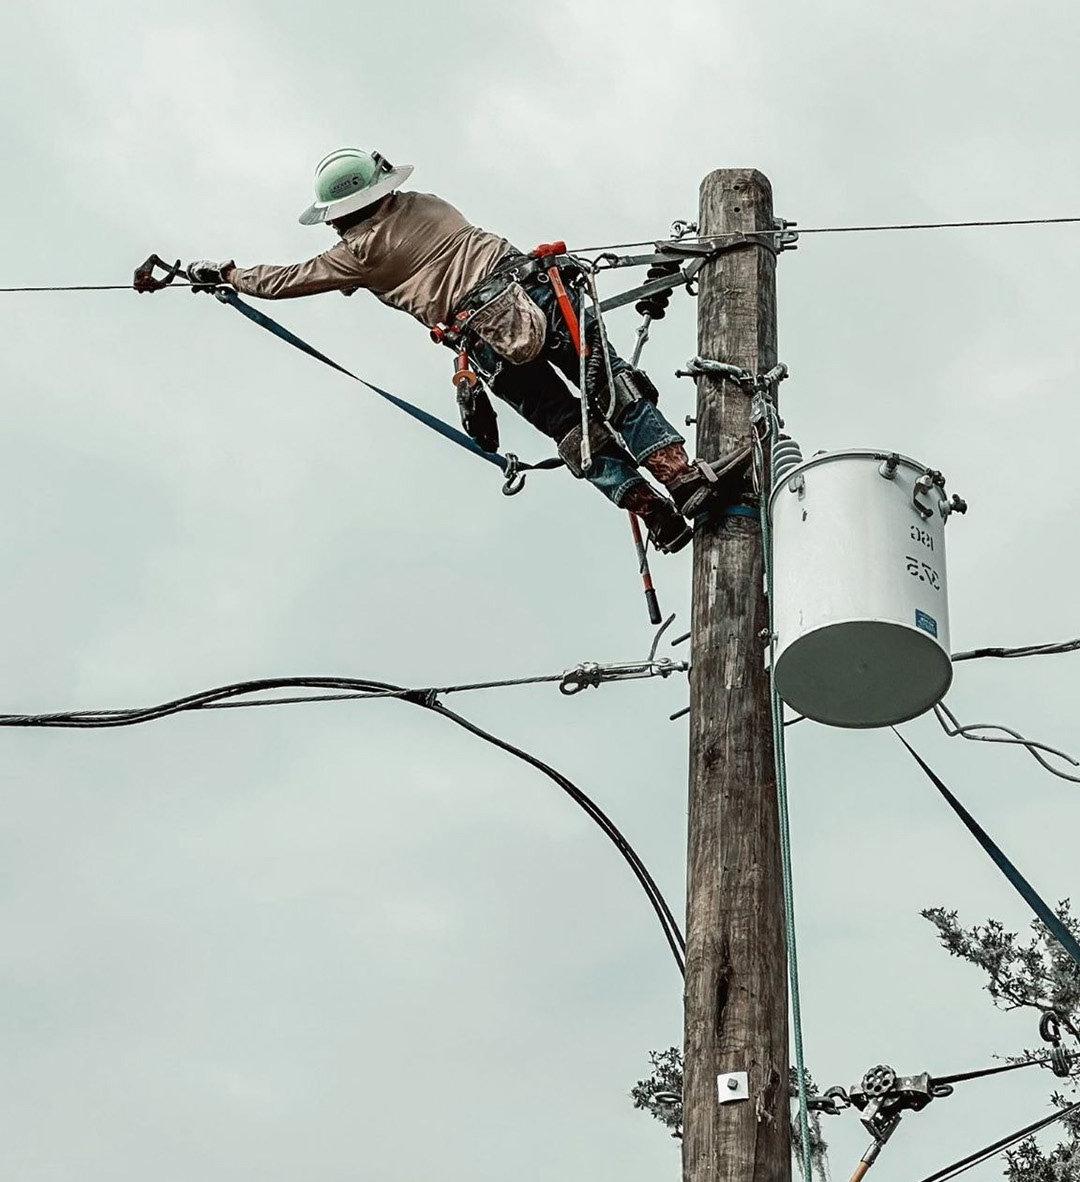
(894, 729, 1080, 969)
(213, 289, 562, 487)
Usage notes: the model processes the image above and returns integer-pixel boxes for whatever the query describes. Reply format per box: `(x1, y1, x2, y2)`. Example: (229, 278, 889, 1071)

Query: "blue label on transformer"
(915, 610, 938, 638)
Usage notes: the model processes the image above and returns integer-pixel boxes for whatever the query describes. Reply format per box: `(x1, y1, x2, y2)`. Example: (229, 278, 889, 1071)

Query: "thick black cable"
(0, 674, 686, 976)
(914, 1098, 1080, 1182)
(0, 673, 568, 727)
(429, 700, 685, 974)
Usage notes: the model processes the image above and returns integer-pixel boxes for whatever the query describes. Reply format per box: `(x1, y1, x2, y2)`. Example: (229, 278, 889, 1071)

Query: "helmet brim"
(298, 164, 414, 226)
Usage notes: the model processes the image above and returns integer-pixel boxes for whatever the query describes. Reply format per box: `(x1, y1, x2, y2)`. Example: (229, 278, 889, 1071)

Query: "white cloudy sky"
(2, 2, 1079, 1179)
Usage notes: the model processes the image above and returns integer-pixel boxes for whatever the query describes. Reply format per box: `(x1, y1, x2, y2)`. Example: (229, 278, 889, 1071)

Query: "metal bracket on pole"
(716, 1071, 750, 1104)
(771, 217, 800, 253)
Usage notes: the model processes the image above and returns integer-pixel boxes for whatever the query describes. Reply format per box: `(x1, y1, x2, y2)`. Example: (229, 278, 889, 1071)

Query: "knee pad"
(608, 368, 660, 426)
(557, 420, 616, 478)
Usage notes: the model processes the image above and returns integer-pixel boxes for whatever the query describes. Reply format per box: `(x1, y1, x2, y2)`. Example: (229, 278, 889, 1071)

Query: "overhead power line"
(0, 671, 686, 976)
(568, 215, 1080, 254)
(933, 700, 1080, 784)
(0, 283, 196, 293)
(5, 215, 1080, 292)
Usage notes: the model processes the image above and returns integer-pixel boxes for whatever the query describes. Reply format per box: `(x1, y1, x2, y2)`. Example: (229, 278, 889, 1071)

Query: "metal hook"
(501, 453, 528, 496)
(132, 253, 185, 293)
(648, 614, 677, 664)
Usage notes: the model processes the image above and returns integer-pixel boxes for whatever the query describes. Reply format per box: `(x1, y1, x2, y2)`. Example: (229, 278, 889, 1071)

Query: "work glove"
(456, 384, 500, 454)
(186, 259, 235, 292)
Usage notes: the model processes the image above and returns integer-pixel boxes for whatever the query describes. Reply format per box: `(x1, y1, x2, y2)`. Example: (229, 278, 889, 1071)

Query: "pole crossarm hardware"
(675, 355, 790, 397)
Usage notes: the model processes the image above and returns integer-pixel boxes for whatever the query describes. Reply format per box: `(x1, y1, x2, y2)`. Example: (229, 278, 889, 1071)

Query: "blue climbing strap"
(213, 289, 562, 486)
(894, 730, 1080, 969)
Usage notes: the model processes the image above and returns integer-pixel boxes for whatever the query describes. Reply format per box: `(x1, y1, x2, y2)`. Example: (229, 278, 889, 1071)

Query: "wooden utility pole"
(683, 170, 791, 1182)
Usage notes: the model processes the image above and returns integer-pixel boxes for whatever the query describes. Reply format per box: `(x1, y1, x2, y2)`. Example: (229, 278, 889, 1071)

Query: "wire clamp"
(676, 357, 789, 400)
(771, 216, 800, 253)
(808, 1086, 852, 1117)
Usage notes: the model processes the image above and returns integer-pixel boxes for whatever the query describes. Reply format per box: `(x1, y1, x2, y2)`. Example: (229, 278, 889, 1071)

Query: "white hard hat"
(298, 148, 414, 226)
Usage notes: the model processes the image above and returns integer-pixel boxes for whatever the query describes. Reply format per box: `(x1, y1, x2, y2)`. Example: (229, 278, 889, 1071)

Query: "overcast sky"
(3, 2, 1080, 1179)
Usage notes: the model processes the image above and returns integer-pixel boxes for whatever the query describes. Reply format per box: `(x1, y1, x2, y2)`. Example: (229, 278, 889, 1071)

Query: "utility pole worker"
(188, 148, 749, 552)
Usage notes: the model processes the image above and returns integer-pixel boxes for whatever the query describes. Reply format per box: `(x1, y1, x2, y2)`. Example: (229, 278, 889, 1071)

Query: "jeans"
(469, 277, 685, 507)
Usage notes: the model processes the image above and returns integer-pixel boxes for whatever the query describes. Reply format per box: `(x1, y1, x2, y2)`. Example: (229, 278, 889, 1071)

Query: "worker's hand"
(186, 260, 236, 292)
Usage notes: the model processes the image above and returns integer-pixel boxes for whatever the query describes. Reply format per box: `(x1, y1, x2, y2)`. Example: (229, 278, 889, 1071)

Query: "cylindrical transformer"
(768, 449, 964, 728)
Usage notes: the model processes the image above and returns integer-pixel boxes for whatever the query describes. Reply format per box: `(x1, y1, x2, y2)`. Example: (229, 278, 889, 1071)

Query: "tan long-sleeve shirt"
(229, 191, 511, 329)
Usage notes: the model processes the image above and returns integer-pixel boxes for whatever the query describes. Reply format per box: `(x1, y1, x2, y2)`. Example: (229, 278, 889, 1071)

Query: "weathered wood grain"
(682, 169, 791, 1182)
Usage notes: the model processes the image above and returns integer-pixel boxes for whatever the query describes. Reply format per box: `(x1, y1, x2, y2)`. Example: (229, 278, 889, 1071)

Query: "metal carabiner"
(501, 453, 528, 496)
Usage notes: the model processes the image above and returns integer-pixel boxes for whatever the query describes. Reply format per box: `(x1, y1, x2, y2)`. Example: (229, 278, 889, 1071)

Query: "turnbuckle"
(559, 657, 687, 696)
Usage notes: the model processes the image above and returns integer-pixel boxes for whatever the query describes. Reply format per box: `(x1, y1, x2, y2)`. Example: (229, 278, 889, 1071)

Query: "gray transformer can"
(768, 449, 965, 729)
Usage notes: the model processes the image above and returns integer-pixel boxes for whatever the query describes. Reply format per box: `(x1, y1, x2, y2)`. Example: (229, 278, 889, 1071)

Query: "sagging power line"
(0, 664, 687, 976)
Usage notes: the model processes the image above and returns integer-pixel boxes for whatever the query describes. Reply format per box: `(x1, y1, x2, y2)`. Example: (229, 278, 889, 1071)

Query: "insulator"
(771, 433, 804, 485)
(635, 261, 681, 320)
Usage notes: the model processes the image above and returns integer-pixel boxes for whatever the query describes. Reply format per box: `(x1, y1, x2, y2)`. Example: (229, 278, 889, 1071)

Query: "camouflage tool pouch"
(468, 281, 547, 365)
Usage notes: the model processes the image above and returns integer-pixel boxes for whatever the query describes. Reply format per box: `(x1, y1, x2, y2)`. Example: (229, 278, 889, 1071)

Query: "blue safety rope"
(894, 730, 1080, 969)
(213, 289, 562, 481)
(757, 420, 814, 1181)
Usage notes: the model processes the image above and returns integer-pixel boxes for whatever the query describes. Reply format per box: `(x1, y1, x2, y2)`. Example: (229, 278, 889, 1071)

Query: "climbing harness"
(133, 228, 757, 621)
(893, 729, 1080, 970)
(528, 240, 667, 624)
(536, 240, 585, 354)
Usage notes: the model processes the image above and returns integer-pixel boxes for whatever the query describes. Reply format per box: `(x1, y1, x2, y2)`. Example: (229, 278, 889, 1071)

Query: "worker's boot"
(622, 484, 692, 554)
(644, 440, 754, 518)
